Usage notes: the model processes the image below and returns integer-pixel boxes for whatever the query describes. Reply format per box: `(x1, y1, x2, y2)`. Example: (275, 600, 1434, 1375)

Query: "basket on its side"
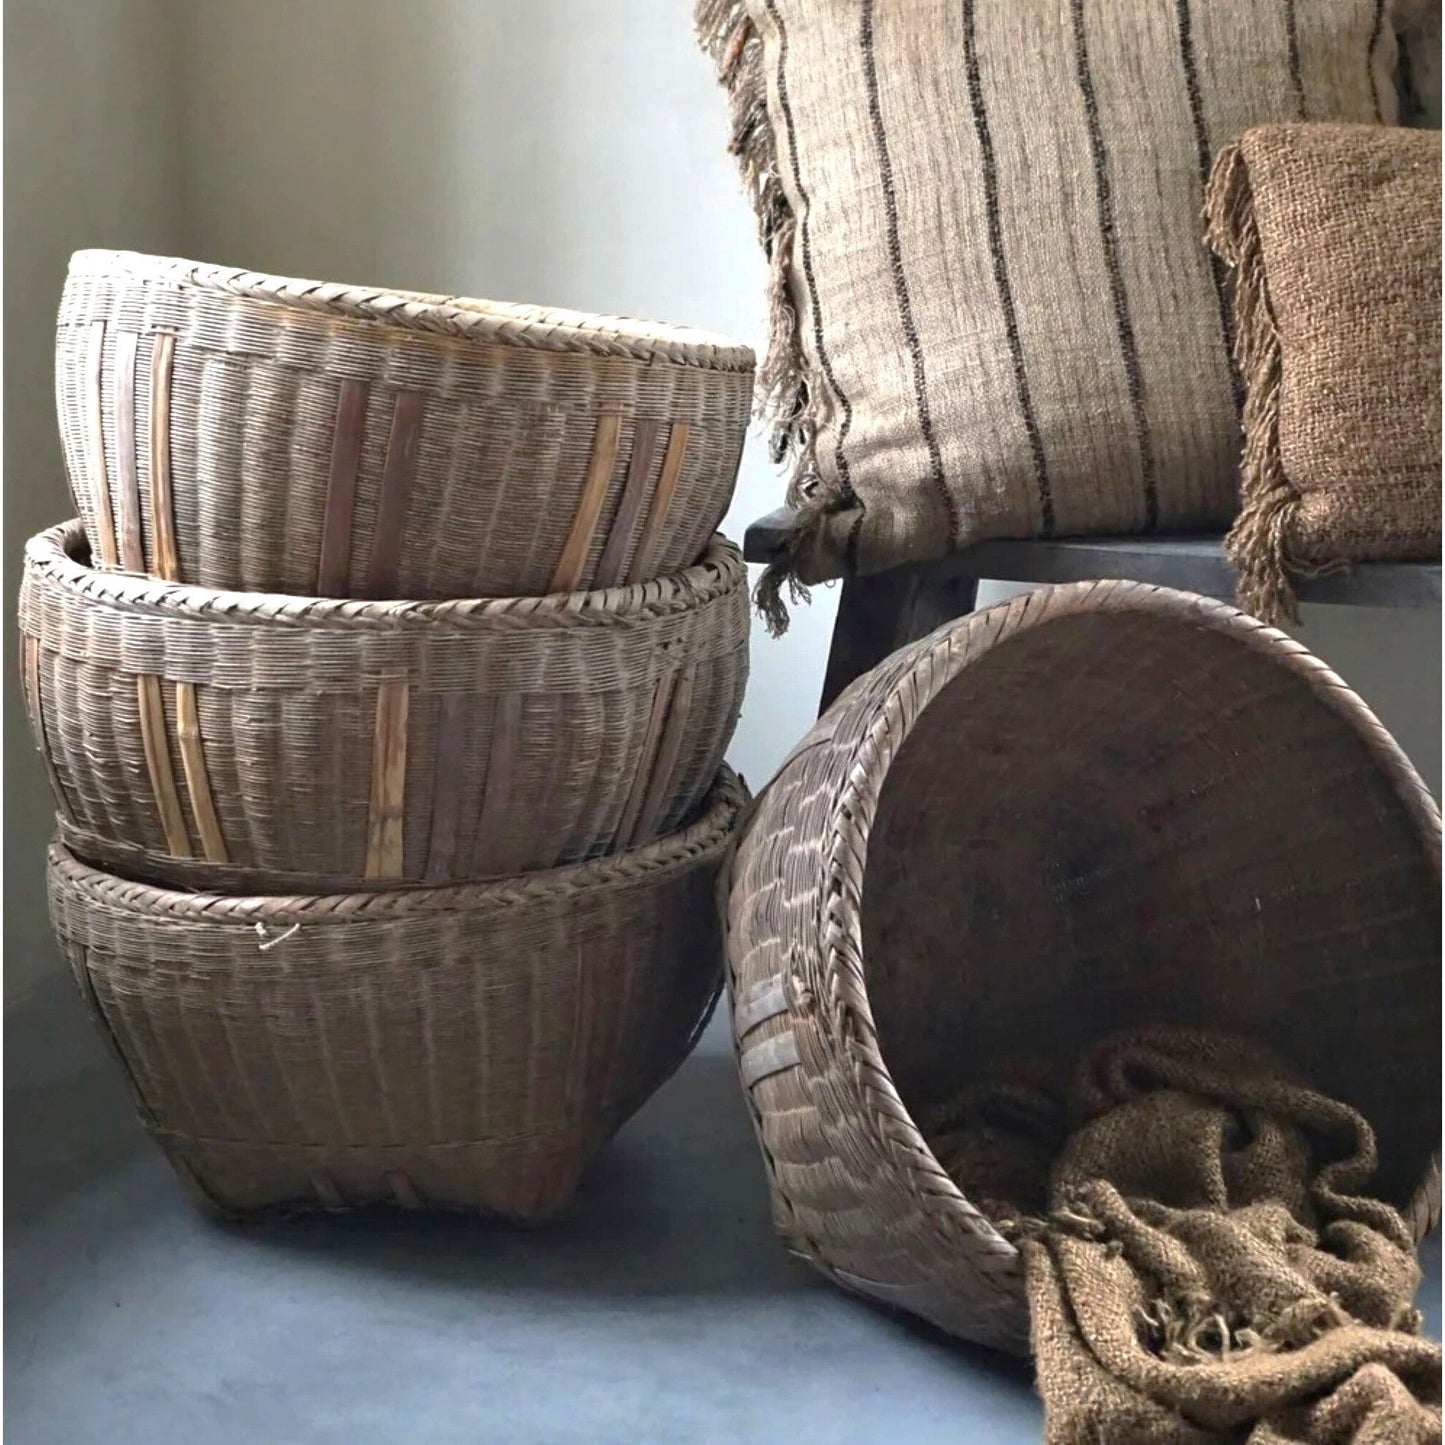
(21, 522, 748, 892)
(56, 249, 754, 598)
(47, 768, 749, 1220)
(725, 581, 1441, 1355)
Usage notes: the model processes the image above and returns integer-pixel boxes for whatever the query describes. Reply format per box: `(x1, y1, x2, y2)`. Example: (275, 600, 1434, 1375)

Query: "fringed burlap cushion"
(697, 0, 1417, 631)
(1206, 124, 1442, 624)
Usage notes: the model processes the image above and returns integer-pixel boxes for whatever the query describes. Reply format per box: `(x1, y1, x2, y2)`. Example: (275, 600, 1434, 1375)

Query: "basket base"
(152, 1128, 600, 1224)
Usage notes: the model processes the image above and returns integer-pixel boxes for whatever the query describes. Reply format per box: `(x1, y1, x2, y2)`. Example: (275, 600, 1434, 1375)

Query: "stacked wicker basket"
(23, 250, 755, 1220)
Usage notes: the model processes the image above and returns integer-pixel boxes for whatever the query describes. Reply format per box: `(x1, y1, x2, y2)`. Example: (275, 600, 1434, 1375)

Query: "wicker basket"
(21, 521, 748, 891)
(47, 767, 748, 1220)
(56, 249, 754, 597)
(724, 581, 1441, 1355)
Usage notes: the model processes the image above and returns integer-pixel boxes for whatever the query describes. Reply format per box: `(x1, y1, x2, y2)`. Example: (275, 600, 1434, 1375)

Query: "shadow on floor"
(6, 974, 807, 1304)
(217, 1042, 808, 1304)
(8, 970, 1440, 1344)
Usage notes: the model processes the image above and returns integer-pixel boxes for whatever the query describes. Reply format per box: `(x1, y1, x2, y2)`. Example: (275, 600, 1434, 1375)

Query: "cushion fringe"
(696, 0, 840, 633)
(1208, 142, 1308, 626)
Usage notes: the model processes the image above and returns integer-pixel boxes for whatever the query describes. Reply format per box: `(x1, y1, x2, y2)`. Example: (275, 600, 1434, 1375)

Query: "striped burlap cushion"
(698, 0, 1415, 629)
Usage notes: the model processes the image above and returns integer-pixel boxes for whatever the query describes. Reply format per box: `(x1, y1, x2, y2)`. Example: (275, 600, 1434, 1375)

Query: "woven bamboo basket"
(46, 767, 748, 1220)
(56, 249, 754, 597)
(21, 521, 748, 892)
(724, 581, 1441, 1355)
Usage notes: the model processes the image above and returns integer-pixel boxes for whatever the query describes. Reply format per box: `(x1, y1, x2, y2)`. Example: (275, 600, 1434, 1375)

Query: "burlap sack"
(932, 1030, 1441, 1444)
(697, 0, 1415, 632)
(1206, 124, 1442, 624)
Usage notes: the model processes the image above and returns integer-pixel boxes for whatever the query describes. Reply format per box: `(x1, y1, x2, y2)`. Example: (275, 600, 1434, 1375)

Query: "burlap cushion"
(1206, 124, 1442, 623)
(698, 0, 1416, 629)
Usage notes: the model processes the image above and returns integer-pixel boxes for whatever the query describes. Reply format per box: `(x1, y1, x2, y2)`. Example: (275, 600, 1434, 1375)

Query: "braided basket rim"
(772, 579, 1442, 1263)
(49, 767, 748, 925)
(65, 249, 757, 373)
(25, 522, 745, 632)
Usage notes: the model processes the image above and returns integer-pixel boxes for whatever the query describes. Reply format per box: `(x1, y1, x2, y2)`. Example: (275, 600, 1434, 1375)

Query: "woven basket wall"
(47, 767, 748, 1220)
(56, 250, 754, 598)
(22, 522, 748, 892)
(724, 581, 1441, 1356)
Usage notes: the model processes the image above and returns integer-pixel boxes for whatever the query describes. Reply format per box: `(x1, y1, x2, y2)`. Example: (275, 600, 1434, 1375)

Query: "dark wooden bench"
(744, 506, 1443, 714)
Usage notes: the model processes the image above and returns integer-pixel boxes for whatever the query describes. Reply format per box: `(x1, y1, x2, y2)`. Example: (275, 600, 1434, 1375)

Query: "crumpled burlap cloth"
(926, 1030, 1440, 1443)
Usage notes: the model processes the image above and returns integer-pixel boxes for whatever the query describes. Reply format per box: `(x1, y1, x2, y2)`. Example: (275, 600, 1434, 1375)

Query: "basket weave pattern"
(22, 522, 748, 891)
(724, 581, 1441, 1354)
(48, 769, 749, 1220)
(33, 249, 756, 1224)
(56, 251, 755, 598)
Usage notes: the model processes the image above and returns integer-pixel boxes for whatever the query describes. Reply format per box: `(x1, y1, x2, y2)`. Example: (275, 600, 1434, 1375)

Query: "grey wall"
(5, 0, 1436, 1009)
(5, 0, 184, 1004)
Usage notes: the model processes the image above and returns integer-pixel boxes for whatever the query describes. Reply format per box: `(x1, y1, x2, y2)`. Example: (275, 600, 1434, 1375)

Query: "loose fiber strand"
(695, 0, 835, 631)
(1207, 143, 1302, 626)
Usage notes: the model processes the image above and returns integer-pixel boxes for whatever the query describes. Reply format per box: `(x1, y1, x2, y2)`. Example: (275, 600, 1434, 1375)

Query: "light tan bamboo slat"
(630, 422, 691, 582)
(113, 331, 145, 572)
(83, 320, 119, 567)
(135, 675, 192, 859)
(364, 681, 409, 879)
(173, 682, 229, 863)
(45, 769, 748, 1220)
(550, 414, 623, 593)
(148, 333, 180, 582)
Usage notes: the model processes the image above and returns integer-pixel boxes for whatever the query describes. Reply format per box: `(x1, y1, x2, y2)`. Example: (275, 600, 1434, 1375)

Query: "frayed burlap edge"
(1206, 142, 1328, 627)
(695, 0, 841, 636)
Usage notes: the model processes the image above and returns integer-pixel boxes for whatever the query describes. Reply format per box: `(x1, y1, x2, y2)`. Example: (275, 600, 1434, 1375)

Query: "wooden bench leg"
(818, 572, 980, 715)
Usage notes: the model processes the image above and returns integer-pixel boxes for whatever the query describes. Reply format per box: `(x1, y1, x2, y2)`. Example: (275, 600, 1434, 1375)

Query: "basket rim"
(65, 249, 757, 373)
(25, 521, 745, 631)
(48, 767, 748, 925)
(796, 579, 1442, 1255)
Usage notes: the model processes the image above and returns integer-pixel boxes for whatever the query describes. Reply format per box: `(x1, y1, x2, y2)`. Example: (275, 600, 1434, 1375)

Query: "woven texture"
(56, 250, 754, 598)
(697, 0, 1410, 627)
(46, 768, 748, 1220)
(992, 1030, 1440, 1443)
(724, 581, 1441, 1354)
(1206, 124, 1442, 625)
(21, 521, 748, 891)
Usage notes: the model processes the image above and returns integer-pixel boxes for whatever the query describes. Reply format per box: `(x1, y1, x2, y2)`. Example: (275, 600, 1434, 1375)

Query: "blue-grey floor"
(6, 975, 1440, 1445)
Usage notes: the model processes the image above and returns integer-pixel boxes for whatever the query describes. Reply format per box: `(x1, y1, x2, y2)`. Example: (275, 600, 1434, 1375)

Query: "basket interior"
(860, 611, 1441, 1214)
